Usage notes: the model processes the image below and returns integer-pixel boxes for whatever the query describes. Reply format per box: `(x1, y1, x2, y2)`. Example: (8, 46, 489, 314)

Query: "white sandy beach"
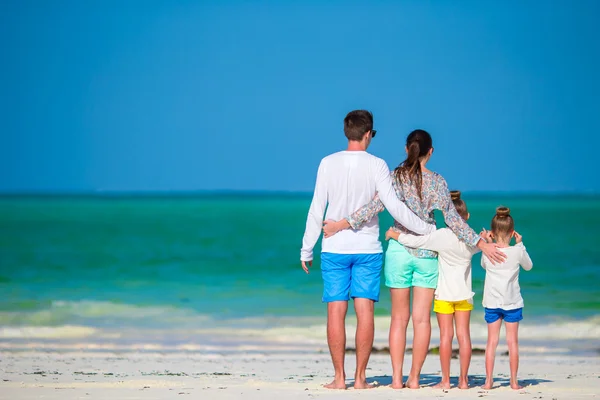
(1, 349, 598, 400)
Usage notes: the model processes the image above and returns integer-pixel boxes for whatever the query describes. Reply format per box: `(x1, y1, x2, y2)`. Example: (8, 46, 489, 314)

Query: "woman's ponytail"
(395, 129, 433, 199)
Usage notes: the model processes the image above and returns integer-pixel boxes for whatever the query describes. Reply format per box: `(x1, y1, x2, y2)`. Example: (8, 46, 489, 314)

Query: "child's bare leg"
(389, 288, 410, 389)
(505, 322, 523, 390)
(455, 310, 472, 389)
(433, 312, 453, 389)
(483, 319, 502, 389)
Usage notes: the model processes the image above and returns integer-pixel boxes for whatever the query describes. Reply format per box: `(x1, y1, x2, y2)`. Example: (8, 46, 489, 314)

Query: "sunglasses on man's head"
(371, 130, 377, 138)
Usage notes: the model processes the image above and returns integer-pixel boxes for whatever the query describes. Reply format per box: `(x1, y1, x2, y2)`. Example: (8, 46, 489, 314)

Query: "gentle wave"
(1, 301, 598, 346)
(0, 300, 210, 328)
(0, 325, 97, 339)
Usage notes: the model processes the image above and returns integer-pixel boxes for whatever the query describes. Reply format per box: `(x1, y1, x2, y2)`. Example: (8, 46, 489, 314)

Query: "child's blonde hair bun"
(450, 190, 461, 201)
(495, 206, 511, 218)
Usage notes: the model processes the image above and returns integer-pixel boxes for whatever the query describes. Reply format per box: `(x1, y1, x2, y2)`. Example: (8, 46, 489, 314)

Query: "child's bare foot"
(433, 380, 451, 389)
(323, 378, 346, 389)
(405, 376, 420, 389)
(458, 379, 469, 389)
(482, 379, 493, 390)
(510, 381, 523, 390)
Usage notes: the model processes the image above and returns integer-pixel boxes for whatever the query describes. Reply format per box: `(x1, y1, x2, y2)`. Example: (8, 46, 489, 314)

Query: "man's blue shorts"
(484, 307, 523, 323)
(320, 252, 383, 303)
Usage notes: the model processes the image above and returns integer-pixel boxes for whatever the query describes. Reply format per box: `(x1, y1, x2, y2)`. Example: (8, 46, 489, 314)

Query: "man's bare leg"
(406, 287, 435, 389)
(353, 298, 376, 389)
(324, 301, 348, 389)
(389, 288, 410, 389)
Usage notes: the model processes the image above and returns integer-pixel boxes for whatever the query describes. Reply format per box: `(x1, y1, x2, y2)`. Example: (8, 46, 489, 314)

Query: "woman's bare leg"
(406, 287, 435, 389)
(433, 312, 453, 389)
(454, 310, 472, 389)
(389, 288, 410, 389)
(483, 319, 502, 390)
(505, 322, 523, 390)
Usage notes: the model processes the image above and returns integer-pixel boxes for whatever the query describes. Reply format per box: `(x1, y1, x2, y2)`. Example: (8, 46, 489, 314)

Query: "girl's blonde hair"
(491, 206, 514, 239)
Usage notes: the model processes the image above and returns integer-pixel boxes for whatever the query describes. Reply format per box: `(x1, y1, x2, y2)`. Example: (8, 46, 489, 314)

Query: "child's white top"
(481, 242, 533, 310)
(300, 151, 435, 261)
(397, 228, 479, 302)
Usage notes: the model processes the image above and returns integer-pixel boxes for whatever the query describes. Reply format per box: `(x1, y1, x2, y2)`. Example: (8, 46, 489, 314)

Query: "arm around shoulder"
(396, 229, 449, 252)
(374, 161, 434, 235)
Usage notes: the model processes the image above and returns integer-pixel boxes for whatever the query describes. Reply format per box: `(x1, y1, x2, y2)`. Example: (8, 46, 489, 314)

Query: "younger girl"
(481, 207, 533, 390)
(386, 191, 479, 390)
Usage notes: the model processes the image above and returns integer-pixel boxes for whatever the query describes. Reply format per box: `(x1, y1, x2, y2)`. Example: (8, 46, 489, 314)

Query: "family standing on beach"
(300, 110, 533, 391)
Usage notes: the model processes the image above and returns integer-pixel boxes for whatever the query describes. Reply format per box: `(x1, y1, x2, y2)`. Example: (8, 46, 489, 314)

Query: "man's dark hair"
(344, 110, 373, 141)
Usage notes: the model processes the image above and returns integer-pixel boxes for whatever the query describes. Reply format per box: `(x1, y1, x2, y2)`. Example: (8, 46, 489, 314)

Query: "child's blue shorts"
(320, 252, 383, 303)
(484, 307, 523, 323)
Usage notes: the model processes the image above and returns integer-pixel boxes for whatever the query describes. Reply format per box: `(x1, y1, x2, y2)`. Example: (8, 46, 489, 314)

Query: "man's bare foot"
(458, 379, 469, 389)
(353, 380, 376, 389)
(433, 380, 451, 389)
(323, 379, 346, 390)
(510, 381, 523, 390)
(406, 377, 420, 389)
(390, 378, 405, 389)
(482, 379, 493, 390)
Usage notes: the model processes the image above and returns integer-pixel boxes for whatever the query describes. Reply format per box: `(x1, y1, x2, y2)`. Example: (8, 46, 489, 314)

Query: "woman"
(323, 129, 504, 389)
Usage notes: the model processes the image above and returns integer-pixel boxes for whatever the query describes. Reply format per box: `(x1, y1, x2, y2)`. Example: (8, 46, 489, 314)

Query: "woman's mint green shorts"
(384, 240, 438, 289)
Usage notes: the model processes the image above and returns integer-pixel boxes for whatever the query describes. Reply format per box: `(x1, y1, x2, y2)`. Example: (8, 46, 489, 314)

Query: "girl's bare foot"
(510, 381, 523, 390)
(458, 379, 469, 389)
(433, 380, 451, 389)
(323, 379, 346, 390)
(482, 379, 493, 390)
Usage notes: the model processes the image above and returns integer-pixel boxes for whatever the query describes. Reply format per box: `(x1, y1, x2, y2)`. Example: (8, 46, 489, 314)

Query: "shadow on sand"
(357, 374, 553, 389)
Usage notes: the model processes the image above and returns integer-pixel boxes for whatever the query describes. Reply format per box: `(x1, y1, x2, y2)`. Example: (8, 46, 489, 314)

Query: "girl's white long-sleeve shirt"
(481, 242, 533, 310)
(397, 228, 479, 302)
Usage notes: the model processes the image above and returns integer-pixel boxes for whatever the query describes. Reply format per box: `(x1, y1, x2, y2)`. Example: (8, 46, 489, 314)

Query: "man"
(300, 110, 436, 389)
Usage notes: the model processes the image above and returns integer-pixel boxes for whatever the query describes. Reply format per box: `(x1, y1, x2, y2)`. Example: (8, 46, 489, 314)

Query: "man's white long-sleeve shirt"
(300, 151, 436, 261)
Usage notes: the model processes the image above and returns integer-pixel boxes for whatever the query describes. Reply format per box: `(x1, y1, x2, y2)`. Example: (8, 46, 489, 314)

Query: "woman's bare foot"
(323, 379, 346, 390)
(510, 381, 523, 390)
(482, 379, 493, 390)
(458, 379, 469, 389)
(353, 380, 376, 390)
(405, 376, 421, 389)
(433, 380, 451, 389)
(390, 379, 405, 389)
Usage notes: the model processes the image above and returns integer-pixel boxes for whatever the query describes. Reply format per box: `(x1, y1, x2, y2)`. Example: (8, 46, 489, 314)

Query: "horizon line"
(0, 189, 599, 198)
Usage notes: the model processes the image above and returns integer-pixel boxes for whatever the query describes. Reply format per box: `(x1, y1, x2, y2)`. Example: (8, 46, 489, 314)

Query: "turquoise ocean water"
(0, 194, 598, 354)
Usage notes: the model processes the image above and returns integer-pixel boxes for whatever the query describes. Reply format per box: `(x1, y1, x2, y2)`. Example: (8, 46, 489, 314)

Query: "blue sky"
(1, 1, 599, 193)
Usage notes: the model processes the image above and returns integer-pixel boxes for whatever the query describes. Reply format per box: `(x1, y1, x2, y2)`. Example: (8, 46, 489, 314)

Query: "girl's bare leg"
(483, 319, 502, 389)
(389, 288, 410, 389)
(454, 310, 472, 389)
(505, 322, 523, 390)
(406, 287, 435, 389)
(433, 312, 453, 389)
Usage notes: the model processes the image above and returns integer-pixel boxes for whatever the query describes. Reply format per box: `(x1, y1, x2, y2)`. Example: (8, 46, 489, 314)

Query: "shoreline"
(1, 350, 598, 400)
